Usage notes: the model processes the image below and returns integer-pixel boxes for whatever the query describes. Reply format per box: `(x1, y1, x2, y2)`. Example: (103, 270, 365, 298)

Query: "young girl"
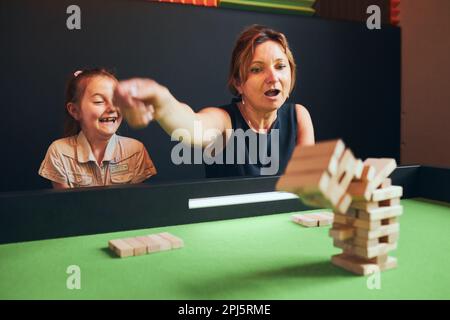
(39, 68, 157, 189)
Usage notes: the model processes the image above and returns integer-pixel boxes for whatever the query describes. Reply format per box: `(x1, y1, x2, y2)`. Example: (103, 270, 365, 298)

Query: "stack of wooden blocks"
(277, 139, 403, 275)
(109, 232, 184, 258)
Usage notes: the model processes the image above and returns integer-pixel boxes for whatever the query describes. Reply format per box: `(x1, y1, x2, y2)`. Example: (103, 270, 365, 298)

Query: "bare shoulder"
(294, 104, 315, 145)
(295, 104, 312, 118)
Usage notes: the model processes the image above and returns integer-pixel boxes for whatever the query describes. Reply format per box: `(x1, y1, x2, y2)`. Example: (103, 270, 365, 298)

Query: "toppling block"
(276, 139, 358, 213)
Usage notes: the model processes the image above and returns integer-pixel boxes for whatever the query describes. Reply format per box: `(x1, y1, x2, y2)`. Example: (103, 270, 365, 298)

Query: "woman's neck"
(237, 102, 277, 134)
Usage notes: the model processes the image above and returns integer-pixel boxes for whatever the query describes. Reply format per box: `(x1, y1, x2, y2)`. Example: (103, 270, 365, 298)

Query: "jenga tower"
(330, 158, 403, 275)
(276, 140, 403, 275)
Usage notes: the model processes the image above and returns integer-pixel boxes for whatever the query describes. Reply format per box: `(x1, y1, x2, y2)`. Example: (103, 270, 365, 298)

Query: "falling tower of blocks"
(276, 140, 403, 275)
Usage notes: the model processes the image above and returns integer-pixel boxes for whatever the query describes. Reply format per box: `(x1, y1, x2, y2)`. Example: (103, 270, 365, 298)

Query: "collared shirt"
(39, 131, 157, 188)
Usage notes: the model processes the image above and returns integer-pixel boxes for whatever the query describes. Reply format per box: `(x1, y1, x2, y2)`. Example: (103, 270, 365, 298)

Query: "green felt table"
(1, 198, 449, 299)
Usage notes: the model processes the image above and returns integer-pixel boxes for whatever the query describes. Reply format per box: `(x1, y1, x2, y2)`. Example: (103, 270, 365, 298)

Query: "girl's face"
(70, 76, 122, 141)
(236, 40, 292, 113)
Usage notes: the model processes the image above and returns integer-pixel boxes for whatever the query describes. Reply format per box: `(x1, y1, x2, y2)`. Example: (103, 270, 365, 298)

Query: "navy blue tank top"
(204, 98, 298, 178)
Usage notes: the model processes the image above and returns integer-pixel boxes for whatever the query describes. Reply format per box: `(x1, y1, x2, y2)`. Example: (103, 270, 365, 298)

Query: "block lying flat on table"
(123, 237, 147, 256)
(148, 234, 172, 251)
(331, 253, 397, 276)
(108, 239, 134, 258)
(158, 232, 185, 249)
(135, 236, 159, 253)
(291, 212, 333, 227)
(371, 186, 403, 202)
(109, 232, 184, 258)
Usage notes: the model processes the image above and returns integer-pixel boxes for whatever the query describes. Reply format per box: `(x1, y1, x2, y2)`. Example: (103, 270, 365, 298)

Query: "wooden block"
(371, 186, 403, 202)
(329, 224, 355, 240)
(353, 236, 379, 247)
(276, 171, 330, 195)
(333, 240, 397, 259)
(331, 253, 397, 275)
(310, 212, 334, 226)
(380, 197, 401, 207)
(327, 150, 357, 206)
(360, 165, 376, 181)
(351, 200, 379, 211)
(284, 154, 339, 176)
(356, 223, 400, 240)
(353, 219, 382, 230)
(379, 178, 392, 188)
(346, 207, 359, 218)
(354, 159, 364, 179)
(158, 232, 185, 249)
(336, 193, 352, 214)
(292, 214, 317, 227)
(379, 232, 399, 244)
(382, 217, 398, 225)
(108, 239, 134, 258)
(135, 236, 159, 253)
(147, 234, 172, 251)
(347, 181, 371, 201)
(292, 212, 333, 227)
(358, 205, 403, 221)
(123, 237, 147, 256)
(291, 139, 345, 161)
(363, 158, 397, 190)
(333, 213, 353, 225)
(369, 254, 388, 264)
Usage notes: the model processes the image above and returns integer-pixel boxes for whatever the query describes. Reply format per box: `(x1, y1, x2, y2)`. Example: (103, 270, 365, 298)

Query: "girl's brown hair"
(63, 68, 117, 137)
(228, 25, 297, 97)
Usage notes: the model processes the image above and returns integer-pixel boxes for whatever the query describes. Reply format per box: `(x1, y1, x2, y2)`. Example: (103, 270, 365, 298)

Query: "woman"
(114, 25, 314, 177)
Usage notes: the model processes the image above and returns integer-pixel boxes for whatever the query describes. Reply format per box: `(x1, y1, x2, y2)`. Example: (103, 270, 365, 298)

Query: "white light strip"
(188, 191, 299, 209)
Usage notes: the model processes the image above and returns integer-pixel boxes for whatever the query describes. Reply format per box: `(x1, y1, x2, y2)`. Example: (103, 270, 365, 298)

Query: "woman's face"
(72, 76, 123, 141)
(237, 40, 291, 112)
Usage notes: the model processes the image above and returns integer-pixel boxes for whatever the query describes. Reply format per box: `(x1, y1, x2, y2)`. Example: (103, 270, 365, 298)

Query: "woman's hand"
(114, 78, 164, 129)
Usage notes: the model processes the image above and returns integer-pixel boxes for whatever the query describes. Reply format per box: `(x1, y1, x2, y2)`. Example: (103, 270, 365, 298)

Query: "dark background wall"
(0, 0, 400, 192)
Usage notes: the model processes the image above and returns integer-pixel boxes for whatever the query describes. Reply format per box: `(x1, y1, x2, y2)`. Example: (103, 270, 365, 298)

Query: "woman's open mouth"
(264, 89, 281, 97)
